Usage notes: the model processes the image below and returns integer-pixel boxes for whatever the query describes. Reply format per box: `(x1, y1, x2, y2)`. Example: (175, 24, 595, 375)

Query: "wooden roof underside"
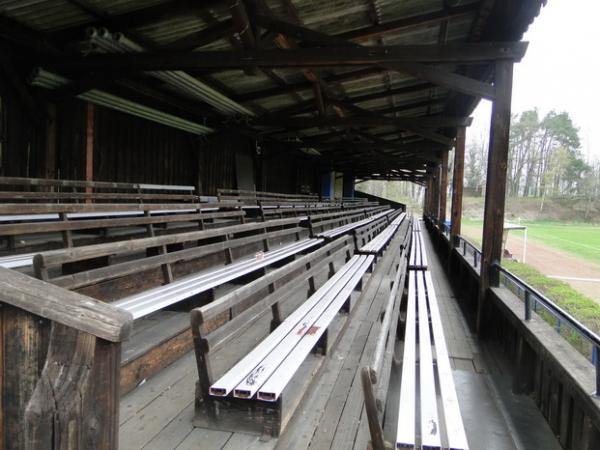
(0, 0, 546, 182)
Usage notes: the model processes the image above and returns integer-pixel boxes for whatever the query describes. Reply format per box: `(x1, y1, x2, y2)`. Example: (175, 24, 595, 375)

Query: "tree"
(508, 109, 584, 198)
(465, 135, 487, 191)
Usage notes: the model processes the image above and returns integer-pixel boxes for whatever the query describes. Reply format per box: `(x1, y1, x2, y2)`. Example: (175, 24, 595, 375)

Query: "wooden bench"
(0, 175, 197, 203)
(317, 208, 393, 240)
(396, 269, 469, 450)
(32, 216, 318, 392)
(408, 218, 428, 270)
(360, 218, 412, 449)
(308, 206, 388, 238)
(358, 212, 406, 256)
(259, 200, 379, 221)
(190, 237, 375, 436)
(33, 216, 315, 309)
(0, 202, 245, 268)
(217, 188, 319, 206)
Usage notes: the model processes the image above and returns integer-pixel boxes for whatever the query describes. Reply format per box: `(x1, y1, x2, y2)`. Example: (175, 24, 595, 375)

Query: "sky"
(469, 0, 600, 162)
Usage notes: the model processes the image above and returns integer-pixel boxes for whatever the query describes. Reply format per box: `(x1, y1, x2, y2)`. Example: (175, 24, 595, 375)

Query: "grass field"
(461, 218, 600, 266)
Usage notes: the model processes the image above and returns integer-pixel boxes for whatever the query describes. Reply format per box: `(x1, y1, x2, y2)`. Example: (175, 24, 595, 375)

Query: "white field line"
(548, 275, 600, 283)
(527, 234, 600, 253)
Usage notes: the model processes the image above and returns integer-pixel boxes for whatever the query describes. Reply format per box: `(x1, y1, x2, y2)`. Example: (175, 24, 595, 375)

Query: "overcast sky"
(469, 0, 600, 161)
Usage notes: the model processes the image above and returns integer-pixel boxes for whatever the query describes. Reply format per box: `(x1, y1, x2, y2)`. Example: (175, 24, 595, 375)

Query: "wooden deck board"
(119, 354, 198, 448)
(119, 229, 406, 450)
(175, 428, 232, 449)
(120, 352, 196, 426)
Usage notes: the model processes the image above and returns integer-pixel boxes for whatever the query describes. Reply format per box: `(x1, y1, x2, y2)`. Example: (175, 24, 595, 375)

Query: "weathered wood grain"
(0, 267, 132, 342)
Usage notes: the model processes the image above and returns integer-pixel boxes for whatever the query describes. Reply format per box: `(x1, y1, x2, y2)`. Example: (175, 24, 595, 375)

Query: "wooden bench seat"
(408, 219, 428, 270)
(210, 253, 374, 401)
(33, 216, 316, 393)
(113, 236, 322, 319)
(360, 218, 412, 446)
(190, 236, 376, 436)
(217, 188, 319, 205)
(0, 175, 197, 203)
(33, 217, 309, 298)
(397, 270, 468, 450)
(0, 203, 245, 265)
(308, 206, 387, 237)
(359, 212, 406, 255)
(318, 208, 393, 240)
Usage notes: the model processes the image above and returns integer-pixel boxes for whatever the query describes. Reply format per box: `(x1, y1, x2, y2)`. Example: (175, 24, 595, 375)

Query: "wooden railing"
(0, 267, 132, 450)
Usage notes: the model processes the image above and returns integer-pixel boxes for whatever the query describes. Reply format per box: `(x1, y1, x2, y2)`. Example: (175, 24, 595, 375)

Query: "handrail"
(0, 267, 132, 342)
(456, 235, 482, 270)
(493, 262, 600, 396)
(493, 262, 600, 348)
(452, 231, 600, 395)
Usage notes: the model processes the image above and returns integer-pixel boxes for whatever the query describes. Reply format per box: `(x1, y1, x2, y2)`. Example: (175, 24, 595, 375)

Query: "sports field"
(461, 219, 600, 266)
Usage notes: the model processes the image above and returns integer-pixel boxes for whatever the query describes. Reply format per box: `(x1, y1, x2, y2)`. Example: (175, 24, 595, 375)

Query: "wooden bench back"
(33, 217, 309, 301)
(307, 206, 387, 236)
(218, 188, 318, 203)
(190, 236, 354, 399)
(353, 211, 396, 249)
(0, 202, 245, 254)
(0, 176, 196, 203)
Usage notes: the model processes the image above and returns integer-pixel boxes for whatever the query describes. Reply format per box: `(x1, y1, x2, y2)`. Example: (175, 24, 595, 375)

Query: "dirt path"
(459, 224, 600, 303)
(505, 234, 600, 303)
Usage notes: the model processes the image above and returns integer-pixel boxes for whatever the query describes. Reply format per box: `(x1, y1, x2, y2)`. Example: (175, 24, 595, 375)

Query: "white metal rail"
(114, 238, 323, 319)
(209, 254, 373, 401)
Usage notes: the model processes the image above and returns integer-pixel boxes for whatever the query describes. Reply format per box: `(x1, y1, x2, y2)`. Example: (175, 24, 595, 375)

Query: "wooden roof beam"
(48, 43, 529, 72)
(254, 7, 478, 46)
(253, 15, 501, 99)
(255, 115, 472, 130)
(234, 67, 382, 102)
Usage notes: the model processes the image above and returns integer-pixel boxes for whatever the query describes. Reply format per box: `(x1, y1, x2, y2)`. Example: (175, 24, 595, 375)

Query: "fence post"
(595, 345, 600, 397)
(524, 290, 531, 321)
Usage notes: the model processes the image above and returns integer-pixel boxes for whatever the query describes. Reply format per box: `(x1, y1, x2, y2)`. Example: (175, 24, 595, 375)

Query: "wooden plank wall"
(0, 94, 257, 194)
(0, 89, 46, 178)
(262, 147, 319, 194)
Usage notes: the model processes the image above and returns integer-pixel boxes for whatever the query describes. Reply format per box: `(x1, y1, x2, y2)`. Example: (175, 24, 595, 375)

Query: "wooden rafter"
(47, 43, 529, 72)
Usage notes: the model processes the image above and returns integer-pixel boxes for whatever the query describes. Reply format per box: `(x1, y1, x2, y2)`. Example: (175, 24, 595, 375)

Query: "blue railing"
(421, 211, 600, 397)
(453, 233, 599, 395)
(495, 262, 600, 387)
(456, 235, 481, 271)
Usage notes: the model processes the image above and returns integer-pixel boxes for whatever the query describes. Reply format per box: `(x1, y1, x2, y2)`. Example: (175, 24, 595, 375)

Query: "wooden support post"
(477, 60, 514, 336)
(0, 268, 131, 450)
(439, 151, 448, 228)
(85, 103, 94, 202)
(423, 177, 431, 219)
(44, 104, 56, 180)
(450, 127, 466, 247)
(431, 166, 440, 224)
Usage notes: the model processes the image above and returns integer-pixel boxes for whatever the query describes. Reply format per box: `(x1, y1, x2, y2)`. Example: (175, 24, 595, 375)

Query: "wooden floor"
(118, 222, 561, 450)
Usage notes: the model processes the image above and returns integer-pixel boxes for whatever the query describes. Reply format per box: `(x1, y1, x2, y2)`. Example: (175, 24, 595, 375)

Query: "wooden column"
(0, 267, 132, 450)
(44, 104, 56, 179)
(85, 103, 94, 198)
(450, 127, 466, 246)
(438, 151, 448, 226)
(423, 176, 432, 219)
(431, 167, 440, 223)
(477, 60, 514, 335)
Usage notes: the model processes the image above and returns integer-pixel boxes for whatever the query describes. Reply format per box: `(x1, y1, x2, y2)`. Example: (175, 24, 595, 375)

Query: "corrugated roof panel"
(0, 0, 90, 31)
